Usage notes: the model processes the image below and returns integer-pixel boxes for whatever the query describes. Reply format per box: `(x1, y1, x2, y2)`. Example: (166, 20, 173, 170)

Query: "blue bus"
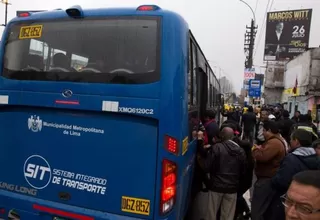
(0, 5, 222, 220)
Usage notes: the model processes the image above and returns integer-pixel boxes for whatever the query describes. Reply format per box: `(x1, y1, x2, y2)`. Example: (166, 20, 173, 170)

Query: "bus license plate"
(121, 196, 150, 216)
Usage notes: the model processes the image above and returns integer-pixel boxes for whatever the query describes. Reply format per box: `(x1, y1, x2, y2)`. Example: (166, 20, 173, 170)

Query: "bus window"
(191, 42, 197, 105)
(188, 38, 192, 109)
(209, 84, 213, 107)
(29, 39, 47, 57)
(26, 39, 48, 71)
(3, 17, 159, 84)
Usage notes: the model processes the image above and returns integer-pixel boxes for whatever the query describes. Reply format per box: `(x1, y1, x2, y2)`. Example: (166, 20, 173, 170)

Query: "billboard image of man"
(265, 22, 288, 59)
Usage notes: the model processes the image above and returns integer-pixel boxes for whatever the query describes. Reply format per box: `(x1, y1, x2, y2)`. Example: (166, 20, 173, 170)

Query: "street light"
(239, 0, 256, 24)
(1, 0, 11, 27)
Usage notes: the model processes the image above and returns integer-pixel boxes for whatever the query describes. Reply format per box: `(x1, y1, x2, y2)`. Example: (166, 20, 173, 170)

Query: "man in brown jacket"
(251, 120, 286, 220)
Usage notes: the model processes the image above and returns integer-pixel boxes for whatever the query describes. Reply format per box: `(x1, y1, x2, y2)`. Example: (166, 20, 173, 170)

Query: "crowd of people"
(188, 106, 320, 220)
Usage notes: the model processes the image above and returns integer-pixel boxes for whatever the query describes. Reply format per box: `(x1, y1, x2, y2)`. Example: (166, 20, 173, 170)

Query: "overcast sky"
(0, 0, 319, 93)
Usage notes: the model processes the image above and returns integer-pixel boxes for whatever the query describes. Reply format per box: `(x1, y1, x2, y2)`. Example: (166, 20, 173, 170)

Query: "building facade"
(282, 48, 320, 119)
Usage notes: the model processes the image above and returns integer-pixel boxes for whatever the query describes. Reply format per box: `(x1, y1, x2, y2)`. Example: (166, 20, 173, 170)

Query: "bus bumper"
(0, 190, 146, 220)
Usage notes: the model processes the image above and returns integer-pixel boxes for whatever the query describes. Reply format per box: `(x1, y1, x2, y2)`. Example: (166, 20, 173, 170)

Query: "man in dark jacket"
(221, 124, 253, 219)
(241, 106, 256, 144)
(291, 110, 300, 123)
(268, 129, 320, 219)
(273, 106, 282, 121)
(221, 108, 240, 123)
(277, 110, 296, 144)
(198, 127, 246, 220)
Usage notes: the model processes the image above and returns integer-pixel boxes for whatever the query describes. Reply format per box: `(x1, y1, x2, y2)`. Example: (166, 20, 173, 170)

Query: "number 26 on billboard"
(292, 25, 305, 38)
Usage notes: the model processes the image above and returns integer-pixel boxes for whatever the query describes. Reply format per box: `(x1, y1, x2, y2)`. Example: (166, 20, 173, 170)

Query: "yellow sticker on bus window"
(182, 136, 188, 155)
(19, 25, 43, 39)
(121, 196, 150, 216)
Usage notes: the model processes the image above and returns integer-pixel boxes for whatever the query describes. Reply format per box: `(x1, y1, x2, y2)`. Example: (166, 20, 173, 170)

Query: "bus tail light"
(160, 159, 177, 215)
(18, 12, 30, 17)
(0, 208, 5, 215)
(164, 135, 179, 155)
(136, 5, 160, 11)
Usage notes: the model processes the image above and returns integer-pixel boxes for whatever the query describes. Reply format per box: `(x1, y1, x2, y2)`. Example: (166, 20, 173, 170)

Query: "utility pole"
(244, 19, 258, 68)
(1, 0, 10, 27)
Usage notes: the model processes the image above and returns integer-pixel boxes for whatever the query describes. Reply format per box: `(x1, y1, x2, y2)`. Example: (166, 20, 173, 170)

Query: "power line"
(253, 0, 274, 57)
(254, 0, 260, 14)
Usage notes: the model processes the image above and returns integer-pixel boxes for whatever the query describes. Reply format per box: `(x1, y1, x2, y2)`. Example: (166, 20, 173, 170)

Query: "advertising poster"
(264, 9, 312, 61)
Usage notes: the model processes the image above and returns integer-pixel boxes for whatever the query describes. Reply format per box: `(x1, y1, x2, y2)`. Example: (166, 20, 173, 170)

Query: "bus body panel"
(0, 103, 158, 218)
(0, 90, 160, 116)
(149, 12, 195, 220)
(160, 14, 197, 219)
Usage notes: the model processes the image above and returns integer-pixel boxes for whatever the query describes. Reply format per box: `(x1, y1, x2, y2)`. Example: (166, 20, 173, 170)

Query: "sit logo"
(28, 115, 43, 132)
(24, 155, 52, 189)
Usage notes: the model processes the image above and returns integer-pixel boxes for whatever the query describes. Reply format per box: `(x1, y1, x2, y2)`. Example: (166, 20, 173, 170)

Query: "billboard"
(264, 9, 312, 61)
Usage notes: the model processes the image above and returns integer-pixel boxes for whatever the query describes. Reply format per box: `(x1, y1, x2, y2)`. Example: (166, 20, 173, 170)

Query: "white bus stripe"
(0, 95, 9, 104)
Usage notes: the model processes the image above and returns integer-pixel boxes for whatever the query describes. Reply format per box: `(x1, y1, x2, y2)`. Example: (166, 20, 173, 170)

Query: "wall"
(282, 48, 320, 107)
(286, 96, 320, 118)
(284, 50, 311, 91)
(264, 61, 285, 104)
(308, 49, 320, 91)
(264, 88, 282, 104)
(264, 61, 285, 89)
(283, 48, 320, 93)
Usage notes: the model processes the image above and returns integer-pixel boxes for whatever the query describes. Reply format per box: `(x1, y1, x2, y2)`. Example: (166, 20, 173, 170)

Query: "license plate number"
(121, 196, 150, 216)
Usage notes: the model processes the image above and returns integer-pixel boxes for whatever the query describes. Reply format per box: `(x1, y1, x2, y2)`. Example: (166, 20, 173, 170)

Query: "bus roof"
(10, 6, 186, 24)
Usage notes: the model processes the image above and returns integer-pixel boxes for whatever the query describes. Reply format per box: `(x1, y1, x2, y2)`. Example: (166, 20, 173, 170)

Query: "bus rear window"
(2, 17, 160, 84)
